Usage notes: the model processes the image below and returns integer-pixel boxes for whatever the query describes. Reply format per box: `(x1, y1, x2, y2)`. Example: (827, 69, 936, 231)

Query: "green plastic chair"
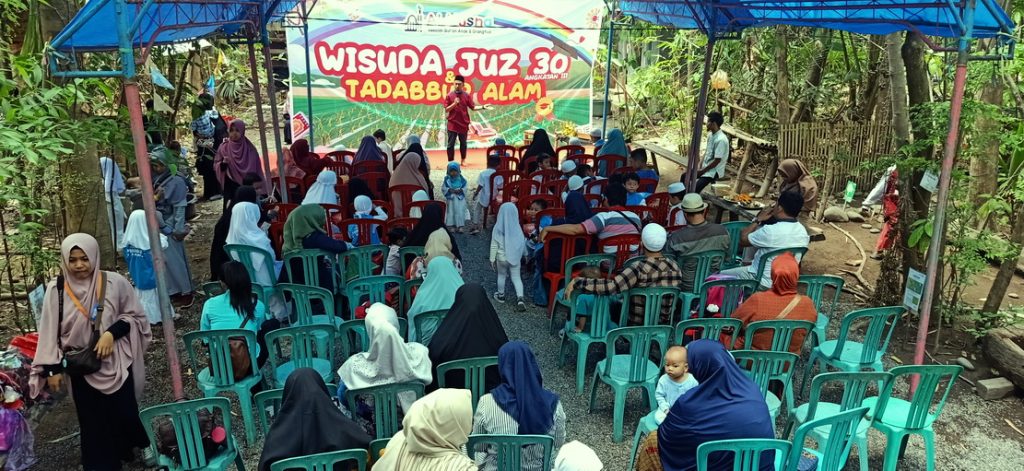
(676, 249, 727, 313)
(338, 318, 409, 359)
(752, 247, 808, 290)
(276, 283, 342, 327)
(560, 292, 617, 394)
(282, 249, 339, 292)
(743, 319, 816, 353)
(369, 438, 389, 465)
(467, 434, 554, 471)
(224, 244, 278, 287)
(410, 308, 448, 345)
(265, 325, 336, 388)
(345, 382, 426, 439)
(437, 356, 499, 412)
(269, 449, 369, 471)
(696, 438, 792, 471)
(550, 254, 615, 333)
(673, 318, 743, 348)
(801, 306, 903, 398)
(732, 350, 799, 424)
(399, 278, 423, 316)
(624, 286, 681, 327)
(798, 274, 845, 350)
(339, 244, 388, 281)
(588, 325, 670, 442)
(344, 275, 403, 318)
(201, 281, 225, 298)
(697, 279, 759, 318)
(398, 246, 425, 272)
(139, 397, 245, 471)
(784, 371, 893, 471)
(861, 365, 962, 471)
(788, 406, 871, 471)
(622, 255, 646, 269)
(254, 384, 337, 436)
(183, 330, 262, 446)
(721, 221, 749, 269)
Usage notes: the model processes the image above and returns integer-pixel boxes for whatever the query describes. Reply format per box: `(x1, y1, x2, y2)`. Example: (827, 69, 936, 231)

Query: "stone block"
(976, 377, 1015, 400)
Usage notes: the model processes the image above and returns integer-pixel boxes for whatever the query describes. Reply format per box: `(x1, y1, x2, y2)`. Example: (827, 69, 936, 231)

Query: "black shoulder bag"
(56, 272, 107, 376)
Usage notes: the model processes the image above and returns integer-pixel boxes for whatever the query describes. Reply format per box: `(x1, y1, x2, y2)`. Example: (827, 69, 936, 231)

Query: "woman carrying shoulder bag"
(30, 233, 153, 470)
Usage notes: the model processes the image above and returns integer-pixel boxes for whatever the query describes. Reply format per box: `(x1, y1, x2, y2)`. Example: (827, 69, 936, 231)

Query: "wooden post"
(733, 141, 756, 194)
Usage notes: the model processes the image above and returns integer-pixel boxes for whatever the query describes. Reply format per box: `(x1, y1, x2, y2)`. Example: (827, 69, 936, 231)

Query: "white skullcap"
(561, 160, 577, 173)
(642, 223, 668, 252)
(667, 182, 686, 195)
(567, 175, 584, 191)
(554, 441, 603, 471)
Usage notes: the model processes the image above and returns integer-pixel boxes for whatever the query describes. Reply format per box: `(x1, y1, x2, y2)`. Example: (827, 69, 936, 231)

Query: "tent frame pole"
(301, 0, 315, 148)
(601, 7, 616, 137)
(115, 0, 184, 401)
(686, 38, 715, 190)
(261, 21, 287, 203)
(247, 31, 274, 196)
(912, 0, 976, 392)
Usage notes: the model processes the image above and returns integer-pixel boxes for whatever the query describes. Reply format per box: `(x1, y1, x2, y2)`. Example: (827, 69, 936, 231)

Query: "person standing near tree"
(687, 111, 730, 195)
(443, 75, 492, 163)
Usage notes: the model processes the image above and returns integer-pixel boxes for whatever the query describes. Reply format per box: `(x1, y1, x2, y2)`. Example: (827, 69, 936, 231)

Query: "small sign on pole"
(904, 268, 927, 314)
(920, 170, 939, 193)
(843, 181, 857, 204)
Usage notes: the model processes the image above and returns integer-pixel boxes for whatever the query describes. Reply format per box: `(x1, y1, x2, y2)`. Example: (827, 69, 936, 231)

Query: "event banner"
(286, 0, 603, 150)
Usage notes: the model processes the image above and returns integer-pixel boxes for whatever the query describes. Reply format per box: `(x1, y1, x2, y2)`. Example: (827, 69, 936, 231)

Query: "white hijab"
(302, 169, 338, 205)
(493, 203, 526, 266)
(554, 441, 604, 470)
(227, 202, 274, 255)
(354, 195, 388, 220)
(119, 209, 167, 251)
(409, 190, 429, 218)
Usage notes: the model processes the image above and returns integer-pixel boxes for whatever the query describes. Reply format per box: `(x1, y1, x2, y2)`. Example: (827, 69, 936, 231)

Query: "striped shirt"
(581, 209, 641, 253)
(576, 256, 684, 326)
(472, 394, 566, 471)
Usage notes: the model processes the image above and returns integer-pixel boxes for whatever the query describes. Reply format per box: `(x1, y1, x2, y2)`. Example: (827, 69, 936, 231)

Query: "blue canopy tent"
(616, 0, 1014, 386)
(48, 0, 308, 399)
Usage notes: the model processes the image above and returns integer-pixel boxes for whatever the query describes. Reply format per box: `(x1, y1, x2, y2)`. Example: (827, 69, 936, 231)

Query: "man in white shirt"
(690, 111, 729, 194)
(719, 191, 809, 289)
(374, 129, 394, 172)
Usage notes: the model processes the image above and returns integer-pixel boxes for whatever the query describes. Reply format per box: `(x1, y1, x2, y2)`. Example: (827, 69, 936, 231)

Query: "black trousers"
(71, 369, 149, 471)
(693, 176, 717, 194)
(446, 131, 467, 162)
(195, 151, 221, 200)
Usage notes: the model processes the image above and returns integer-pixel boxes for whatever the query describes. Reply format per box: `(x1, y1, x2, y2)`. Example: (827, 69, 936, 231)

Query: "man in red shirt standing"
(444, 75, 491, 163)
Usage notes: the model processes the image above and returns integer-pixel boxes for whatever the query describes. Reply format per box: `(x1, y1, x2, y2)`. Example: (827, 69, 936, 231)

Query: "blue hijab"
(562, 192, 593, 224)
(352, 135, 382, 164)
(597, 128, 627, 157)
(491, 341, 559, 435)
(658, 340, 774, 471)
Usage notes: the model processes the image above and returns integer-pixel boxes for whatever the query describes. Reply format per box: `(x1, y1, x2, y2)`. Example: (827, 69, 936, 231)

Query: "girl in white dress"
(442, 162, 470, 232)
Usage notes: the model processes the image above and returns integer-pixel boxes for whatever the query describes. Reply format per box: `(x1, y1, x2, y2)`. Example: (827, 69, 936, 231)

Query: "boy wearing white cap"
(560, 160, 577, 179)
(666, 182, 688, 227)
(664, 193, 730, 293)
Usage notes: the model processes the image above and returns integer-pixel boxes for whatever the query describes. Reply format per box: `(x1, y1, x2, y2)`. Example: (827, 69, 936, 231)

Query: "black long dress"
(71, 366, 149, 471)
(427, 283, 509, 391)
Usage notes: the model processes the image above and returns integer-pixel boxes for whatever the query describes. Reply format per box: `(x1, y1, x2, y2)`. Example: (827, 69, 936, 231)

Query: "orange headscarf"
(769, 252, 800, 296)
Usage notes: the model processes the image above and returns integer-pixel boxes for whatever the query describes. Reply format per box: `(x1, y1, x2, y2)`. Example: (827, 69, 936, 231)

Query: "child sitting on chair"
(559, 266, 603, 336)
(655, 346, 699, 423)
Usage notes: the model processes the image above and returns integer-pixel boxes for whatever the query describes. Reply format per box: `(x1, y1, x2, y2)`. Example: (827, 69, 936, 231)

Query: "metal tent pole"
(247, 33, 274, 196)
(115, 0, 183, 400)
(912, 0, 976, 392)
(301, 0, 315, 147)
(601, 14, 615, 137)
(261, 26, 288, 202)
(686, 39, 715, 190)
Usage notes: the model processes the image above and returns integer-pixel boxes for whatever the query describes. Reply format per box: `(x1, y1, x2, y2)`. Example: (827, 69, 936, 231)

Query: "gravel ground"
(25, 169, 1024, 470)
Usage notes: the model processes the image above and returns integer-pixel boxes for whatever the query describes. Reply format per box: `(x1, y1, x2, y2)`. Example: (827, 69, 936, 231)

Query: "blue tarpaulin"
(53, 0, 301, 52)
(620, 0, 1014, 39)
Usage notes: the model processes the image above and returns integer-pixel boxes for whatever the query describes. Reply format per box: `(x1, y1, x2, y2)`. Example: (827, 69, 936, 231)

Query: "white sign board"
(920, 170, 939, 194)
(903, 268, 927, 314)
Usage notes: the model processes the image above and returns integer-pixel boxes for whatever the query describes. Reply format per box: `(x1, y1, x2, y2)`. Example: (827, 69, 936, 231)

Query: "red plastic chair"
(544, 179, 568, 200)
(639, 178, 659, 193)
(360, 172, 390, 202)
(266, 203, 299, 222)
(517, 145, 530, 158)
(536, 208, 565, 225)
(484, 171, 522, 227)
(371, 200, 394, 218)
(334, 183, 349, 211)
(610, 165, 637, 176)
(529, 170, 563, 186)
(320, 204, 347, 236)
(598, 234, 642, 270)
(338, 218, 383, 246)
(667, 207, 686, 228)
(407, 200, 445, 218)
(385, 217, 419, 235)
(583, 194, 604, 208)
(324, 160, 351, 176)
(497, 156, 519, 172)
(352, 160, 389, 176)
(645, 193, 671, 225)
(517, 194, 559, 222)
(268, 222, 285, 258)
(542, 233, 594, 317)
(520, 156, 538, 175)
(594, 155, 627, 177)
(568, 153, 596, 167)
(502, 180, 541, 205)
(585, 179, 608, 196)
(624, 205, 657, 223)
(325, 150, 355, 164)
(277, 176, 308, 201)
(389, 184, 424, 217)
(556, 145, 586, 158)
(486, 145, 517, 158)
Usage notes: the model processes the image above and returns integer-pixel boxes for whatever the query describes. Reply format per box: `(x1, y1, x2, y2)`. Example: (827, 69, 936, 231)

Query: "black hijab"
(523, 129, 555, 160)
(402, 203, 462, 259)
(257, 369, 371, 471)
(427, 283, 509, 391)
(210, 185, 260, 280)
(347, 177, 375, 203)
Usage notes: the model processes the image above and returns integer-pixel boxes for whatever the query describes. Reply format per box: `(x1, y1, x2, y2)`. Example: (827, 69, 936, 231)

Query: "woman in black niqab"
(522, 129, 556, 160)
(402, 203, 462, 259)
(427, 283, 509, 391)
(258, 368, 371, 471)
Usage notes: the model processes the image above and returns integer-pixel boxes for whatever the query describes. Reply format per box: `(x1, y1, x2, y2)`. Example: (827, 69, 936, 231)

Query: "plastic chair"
(560, 292, 617, 394)
(344, 275, 403, 318)
(345, 382, 426, 439)
(638, 178, 659, 194)
(201, 281, 225, 298)
(384, 217, 418, 237)
(369, 438, 388, 465)
(752, 247, 808, 290)
(282, 249, 337, 291)
(535, 208, 565, 226)
(743, 319, 816, 354)
(436, 356, 499, 412)
(788, 407, 871, 471)
(503, 180, 541, 205)
(254, 384, 337, 435)
(549, 254, 615, 331)
(588, 325, 669, 442)
(784, 371, 892, 471)
(398, 246, 425, 273)
(338, 318, 408, 359)
(732, 350, 799, 423)
(644, 193, 670, 224)
(675, 250, 727, 313)
(339, 218, 383, 246)
(325, 150, 355, 163)
(224, 244, 277, 288)
(542, 234, 594, 317)
(696, 438, 792, 471)
(398, 278, 423, 316)
(721, 221, 749, 268)
(353, 160, 388, 176)
(623, 206, 657, 224)
(529, 169, 563, 185)
(800, 306, 903, 398)
(139, 397, 246, 471)
(182, 330, 262, 446)
(567, 153, 595, 166)
(339, 245, 388, 282)
(406, 200, 445, 218)
(556, 144, 586, 157)
(609, 165, 636, 176)
(597, 233, 641, 270)
(276, 283, 342, 327)
(518, 194, 558, 221)
(594, 154, 627, 176)
(543, 179, 569, 198)
(467, 434, 554, 471)
(410, 308, 448, 345)
(269, 449, 368, 471)
(267, 222, 285, 258)
(359, 172, 390, 201)
(323, 160, 351, 176)
(265, 325, 336, 388)
(862, 365, 962, 471)
(624, 286, 680, 327)
(697, 279, 759, 318)
(277, 176, 308, 200)
(389, 184, 423, 217)
(585, 178, 608, 196)
(673, 318, 743, 348)
(798, 274, 845, 350)
(267, 202, 299, 221)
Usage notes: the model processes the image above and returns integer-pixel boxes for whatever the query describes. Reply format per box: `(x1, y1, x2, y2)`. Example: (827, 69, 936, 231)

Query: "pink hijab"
(215, 119, 265, 186)
(30, 233, 152, 398)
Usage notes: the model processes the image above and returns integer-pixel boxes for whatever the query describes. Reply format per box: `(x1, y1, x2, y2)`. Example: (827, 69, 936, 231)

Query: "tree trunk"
(775, 27, 792, 126)
(899, 32, 933, 271)
(860, 36, 884, 122)
(794, 31, 834, 123)
(63, 142, 116, 268)
(983, 203, 1024, 313)
(973, 76, 1003, 220)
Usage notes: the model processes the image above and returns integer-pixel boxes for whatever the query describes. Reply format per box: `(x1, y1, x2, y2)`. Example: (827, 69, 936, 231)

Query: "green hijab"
(283, 204, 327, 253)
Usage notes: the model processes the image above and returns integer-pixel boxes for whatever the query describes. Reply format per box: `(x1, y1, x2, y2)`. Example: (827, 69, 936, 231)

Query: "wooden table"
(703, 194, 761, 223)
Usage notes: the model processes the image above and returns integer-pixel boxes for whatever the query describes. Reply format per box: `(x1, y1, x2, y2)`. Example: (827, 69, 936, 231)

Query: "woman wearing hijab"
(30, 234, 152, 470)
(407, 257, 464, 343)
(337, 304, 432, 436)
(523, 129, 556, 161)
(152, 149, 194, 307)
(289, 138, 325, 176)
(120, 210, 174, 325)
(302, 169, 339, 205)
(226, 201, 279, 287)
(372, 389, 477, 471)
(215, 119, 265, 205)
(428, 283, 509, 390)
(403, 203, 463, 259)
(731, 253, 816, 353)
(389, 152, 431, 216)
(210, 186, 260, 281)
(531, 191, 593, 307)
(100, 156, 126, 250)
(407, 229, 464, 280)
(402, 141, 435, 198)
(281, 204, 348, 290)
(472, 341, 566, 471)
(258, 368, 371, 471)
(596, 128, 628, 177)
(776, 158, 819, 214)
(352, 135, 384, 167)
(409, 189, 429, 218)
(635, 340, 774, 471)
(554, 441, 604, 470)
